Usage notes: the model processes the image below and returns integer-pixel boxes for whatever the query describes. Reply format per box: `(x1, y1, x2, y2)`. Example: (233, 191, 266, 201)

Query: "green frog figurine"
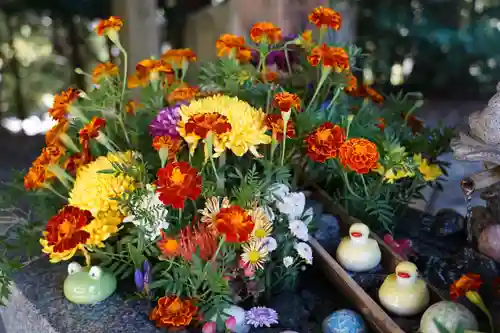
(63, 262, 117, 304)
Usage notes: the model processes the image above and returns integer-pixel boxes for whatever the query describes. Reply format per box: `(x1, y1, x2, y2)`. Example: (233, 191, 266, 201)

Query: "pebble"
(310, 214, 341, 251)
(322, 309, 366, 333)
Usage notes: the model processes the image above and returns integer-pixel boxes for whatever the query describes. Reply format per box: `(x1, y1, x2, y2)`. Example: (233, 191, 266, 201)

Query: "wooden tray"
(309, 187, 447, 333)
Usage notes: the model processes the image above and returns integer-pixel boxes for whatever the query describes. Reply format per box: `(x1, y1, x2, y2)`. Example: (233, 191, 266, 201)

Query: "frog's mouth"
(397, 272, 411, 279)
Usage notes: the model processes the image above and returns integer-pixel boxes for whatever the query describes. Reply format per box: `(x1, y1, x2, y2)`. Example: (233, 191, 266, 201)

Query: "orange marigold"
(214, 206, 255, 243)
(216, 34, 253, 63)
(125, 100, 141, 115)
(344, 73, 358, 94)
(161, 48, 197, 67)
(79, 117, 106, 144)
(64, 151, 92, 175)
(167, 86, 199, 105)
(150, 296, 198, 328)
(45, 119, 69, 148)
(42, 206, 92, 254)
(128, 59, 174, 89)
(450, 273, 483, 301)
(92, 62, 119, 83)
(363, 85, 384, 105)
(250, 22, 282, 44)
(265, 114, 296, 141)
(339, 138, 379, 174)
(308, 44, 349, 71)
(158, 230, 180, 258)
(24, 145, 66, 190)
(273, 92, 301, 112)
(178, 223, 218, 261)
(152, 136, 182, 161)
(308, 6, 342, 30)
(304, 122, 346, 163)
(184, 113, 232, 139)
(155, 162, 202, 209)
(48, 88, 80, 121)
(262, 69, 278, 83)
(95, 16, 123, 36)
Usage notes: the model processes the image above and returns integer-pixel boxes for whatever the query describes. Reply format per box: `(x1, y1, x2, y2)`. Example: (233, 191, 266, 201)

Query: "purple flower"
(134, 268, 144, 292)
(245, 307, 279, 328)
(149, 105, 181, 137)
(143, 260, 151, 295)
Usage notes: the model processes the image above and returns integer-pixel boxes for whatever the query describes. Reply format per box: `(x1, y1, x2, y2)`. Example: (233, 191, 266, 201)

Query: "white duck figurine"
(336, 223, 381, 272)
(379, 261, 430, 316)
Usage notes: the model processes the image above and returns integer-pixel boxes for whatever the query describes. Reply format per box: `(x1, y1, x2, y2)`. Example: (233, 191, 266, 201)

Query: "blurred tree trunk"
(67, 17, 85, 90)
(164, 0, 188, 49)
(5, 15, 26, 119)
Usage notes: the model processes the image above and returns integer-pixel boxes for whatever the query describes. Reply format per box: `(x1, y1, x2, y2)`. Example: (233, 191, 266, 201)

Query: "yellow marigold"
(68, 151, 136, 247)
(177, 95, 271, 157)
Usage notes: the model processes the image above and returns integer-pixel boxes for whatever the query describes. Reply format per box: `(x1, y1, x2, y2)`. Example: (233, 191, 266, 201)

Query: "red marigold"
(43, 206, 93, 253)
(362, 85, 384, 105)
(91, 62, 119, 83)
(167, 86, 199, 105)
(265, 114, 296, 141)
(64, 151, 92, 174)
(155, 162, 202, 209)
(95, 16, 123, 36)
(184, 113, 232, 139)
(376, 118, 385, 132)
(79, 117, 106, 145)
(450, 273, 483, 301)
(149, 296, 198, 328)
(215, 34, 253, 63)
(250, 22, 282, 44)
(304, 122, 346, 163)
(161, 48, 197, 67)
(178, 223, 218, 261)
(273, 92, 301, 112)
(339, 138, 379, 174)
(308, 44, 349, 71)
(214, 206, 254, 243)
(308, 6, 342, 30)
(48, 88, 80, 121)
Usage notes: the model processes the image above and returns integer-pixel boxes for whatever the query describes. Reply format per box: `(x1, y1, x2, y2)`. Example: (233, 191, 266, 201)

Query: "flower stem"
(81, 246, 91, 267)
(42, 183, 67, 201)
(117, 45, 131, 146)
(360, 174, 370, 198)
(305, 67, 331, 113)
(280, 114, 290, 166)
(326, 87, 341, 111)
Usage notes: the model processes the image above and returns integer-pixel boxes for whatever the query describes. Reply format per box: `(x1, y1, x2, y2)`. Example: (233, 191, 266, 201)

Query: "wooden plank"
(310, 238, 406, 333)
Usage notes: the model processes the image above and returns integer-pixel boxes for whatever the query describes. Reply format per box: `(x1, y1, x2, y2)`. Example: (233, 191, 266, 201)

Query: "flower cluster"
(14, 5, 453, 332)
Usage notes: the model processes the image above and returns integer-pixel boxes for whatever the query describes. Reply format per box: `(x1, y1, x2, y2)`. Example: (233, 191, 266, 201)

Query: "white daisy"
(276, 192, 305, 220)
(288, 220, 309, 241)
(294, 242, 313, 265)
(283, 256, 294, 268)
(261, 237, 277, 252)
(266, 183, 290, 202)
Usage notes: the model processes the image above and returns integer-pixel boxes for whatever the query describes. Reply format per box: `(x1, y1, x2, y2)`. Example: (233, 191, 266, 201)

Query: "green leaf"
(127, 243, 146, 268)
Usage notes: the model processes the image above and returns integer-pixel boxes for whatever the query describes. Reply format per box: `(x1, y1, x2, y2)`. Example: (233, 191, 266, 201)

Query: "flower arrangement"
(0, 4, 453, 331)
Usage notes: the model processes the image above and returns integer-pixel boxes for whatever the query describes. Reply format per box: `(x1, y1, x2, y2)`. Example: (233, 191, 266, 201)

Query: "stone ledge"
(0, 258, 161, 333)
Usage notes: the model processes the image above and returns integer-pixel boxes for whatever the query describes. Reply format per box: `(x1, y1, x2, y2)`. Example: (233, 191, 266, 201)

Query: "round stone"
(420, 301, 478, 333)
(322, 309, 366, 333)
(478, 224, 500, 263)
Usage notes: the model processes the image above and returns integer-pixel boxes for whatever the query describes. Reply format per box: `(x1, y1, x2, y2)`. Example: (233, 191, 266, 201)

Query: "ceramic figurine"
(63, 262, 117, 304)
(378, 261, 429, 316)
(336, 223, 381, 272)
(322, 309, 366, 333)
(420, 301, 478, 333)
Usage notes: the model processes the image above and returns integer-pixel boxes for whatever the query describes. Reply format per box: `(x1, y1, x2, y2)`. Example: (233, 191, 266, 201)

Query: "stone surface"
(420, 301, 478, 333)
(0, 258, 161, 333)
(322, 309, 366, 333)
(478, 224, 500, 263)
(431, 209, 465, 236)
(310, 214, 340, 252)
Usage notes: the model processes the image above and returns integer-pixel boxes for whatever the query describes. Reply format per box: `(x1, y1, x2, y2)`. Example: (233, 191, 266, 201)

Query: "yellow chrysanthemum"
(68, 151, 136, 247)
(414, 154, 443, 182)
(177, 95, 272, 157)
(249, 207, 273, 240)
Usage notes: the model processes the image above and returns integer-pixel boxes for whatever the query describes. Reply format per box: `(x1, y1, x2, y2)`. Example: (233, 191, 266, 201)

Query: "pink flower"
(202, 321, 216, 333)
(225, 316, 237, 331)
(383, 234, 414, 259)
(239, 258, 255, 278)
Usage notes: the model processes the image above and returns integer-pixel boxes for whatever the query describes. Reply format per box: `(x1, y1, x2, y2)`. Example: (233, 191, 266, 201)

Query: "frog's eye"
(68, 262, 82, 275)
(88, 266, 103, 280)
